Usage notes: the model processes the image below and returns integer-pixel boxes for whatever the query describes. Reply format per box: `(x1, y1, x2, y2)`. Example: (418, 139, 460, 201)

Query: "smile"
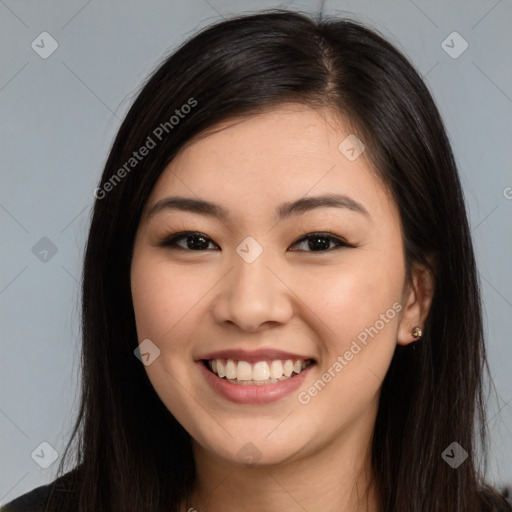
(205, 358, 313, 385)
(198, 357, 316, 404)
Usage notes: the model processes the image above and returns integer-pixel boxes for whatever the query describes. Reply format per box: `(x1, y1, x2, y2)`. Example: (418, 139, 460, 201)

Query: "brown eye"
(288, 233, 353, 252)
(158, 231, 353, 253)
(158, 232, 219, 251)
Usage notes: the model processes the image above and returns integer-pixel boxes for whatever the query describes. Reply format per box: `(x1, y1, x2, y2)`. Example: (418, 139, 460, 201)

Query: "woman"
(4, 9, 511, 512)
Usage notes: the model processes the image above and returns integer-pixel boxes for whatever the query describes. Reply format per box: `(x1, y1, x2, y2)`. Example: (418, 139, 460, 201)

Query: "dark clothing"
(2, 468, 79, 512)
(3, 467, 511, 511)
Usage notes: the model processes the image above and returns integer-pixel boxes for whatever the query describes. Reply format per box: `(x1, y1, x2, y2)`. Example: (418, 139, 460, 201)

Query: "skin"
(130, 103, 435, 512)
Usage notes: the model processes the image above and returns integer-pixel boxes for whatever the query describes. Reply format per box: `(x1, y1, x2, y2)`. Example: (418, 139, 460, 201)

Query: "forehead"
(178, 103, 354, 174)
(144, 104, 397, 226)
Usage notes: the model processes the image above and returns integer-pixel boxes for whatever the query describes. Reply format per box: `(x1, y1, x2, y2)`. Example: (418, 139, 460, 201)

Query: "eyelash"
(157, 231, 355, 253)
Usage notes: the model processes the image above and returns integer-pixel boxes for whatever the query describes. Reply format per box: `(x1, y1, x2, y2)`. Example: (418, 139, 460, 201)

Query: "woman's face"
(130, 103, 423, 467)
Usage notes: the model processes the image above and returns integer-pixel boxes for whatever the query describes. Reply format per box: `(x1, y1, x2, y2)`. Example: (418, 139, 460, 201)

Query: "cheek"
(130, 259, 203, 421)
(298, 249, 404, 361)
(131, 259, 204, 345)
(293, 262, 402, 422)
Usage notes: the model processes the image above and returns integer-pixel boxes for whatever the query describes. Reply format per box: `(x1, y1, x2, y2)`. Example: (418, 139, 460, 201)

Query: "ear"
(397, 257, 436, 346)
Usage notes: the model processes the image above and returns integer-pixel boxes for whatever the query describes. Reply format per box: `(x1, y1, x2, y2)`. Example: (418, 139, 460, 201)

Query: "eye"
(158, 231, 354, 253)
(288, 232, 354, 252)
(158, 231, 220, 251)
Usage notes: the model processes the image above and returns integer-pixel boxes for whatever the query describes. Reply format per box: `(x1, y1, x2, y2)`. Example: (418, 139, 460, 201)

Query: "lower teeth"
(219, 371, 306, 386)
(225, 376, 294, 385)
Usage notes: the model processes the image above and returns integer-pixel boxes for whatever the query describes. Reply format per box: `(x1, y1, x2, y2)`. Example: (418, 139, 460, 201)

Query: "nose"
(211, 250, 294, 332)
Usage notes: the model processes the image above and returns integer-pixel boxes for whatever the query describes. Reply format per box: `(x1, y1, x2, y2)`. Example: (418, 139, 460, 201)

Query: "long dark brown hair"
(53, 9, 510, 511)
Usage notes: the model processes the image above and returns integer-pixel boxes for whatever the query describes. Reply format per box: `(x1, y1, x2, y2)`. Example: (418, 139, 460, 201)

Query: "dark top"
(2, 468, 511, 511)
(2, 468, 79, 512)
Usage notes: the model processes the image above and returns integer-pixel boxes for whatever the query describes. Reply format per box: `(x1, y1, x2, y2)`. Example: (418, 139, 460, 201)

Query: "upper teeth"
(208, 358, 310, 384)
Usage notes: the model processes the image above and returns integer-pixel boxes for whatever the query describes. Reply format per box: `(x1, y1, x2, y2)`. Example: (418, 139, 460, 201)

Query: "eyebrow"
(145, 193, 370, 222)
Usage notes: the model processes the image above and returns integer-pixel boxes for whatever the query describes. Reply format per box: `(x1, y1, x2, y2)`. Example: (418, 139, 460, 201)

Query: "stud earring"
(412, 326, 423, 338)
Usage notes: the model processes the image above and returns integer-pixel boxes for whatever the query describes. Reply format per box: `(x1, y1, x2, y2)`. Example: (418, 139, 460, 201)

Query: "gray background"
(1, 0, 511, 504)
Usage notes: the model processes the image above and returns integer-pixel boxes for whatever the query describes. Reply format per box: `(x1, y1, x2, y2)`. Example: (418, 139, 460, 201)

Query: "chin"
(193, 428, 310, 468)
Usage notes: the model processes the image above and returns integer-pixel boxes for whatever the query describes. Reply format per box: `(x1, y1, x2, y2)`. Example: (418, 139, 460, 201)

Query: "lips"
(196, 348, 317, 404)
(198, 358, 315, 404)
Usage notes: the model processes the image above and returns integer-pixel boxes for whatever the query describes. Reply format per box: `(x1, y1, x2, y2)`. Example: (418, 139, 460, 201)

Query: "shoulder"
(1, 466, 80, 512)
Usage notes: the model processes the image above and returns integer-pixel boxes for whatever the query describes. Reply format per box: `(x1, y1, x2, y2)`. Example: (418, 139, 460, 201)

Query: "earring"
(412, 326, 423, 338)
